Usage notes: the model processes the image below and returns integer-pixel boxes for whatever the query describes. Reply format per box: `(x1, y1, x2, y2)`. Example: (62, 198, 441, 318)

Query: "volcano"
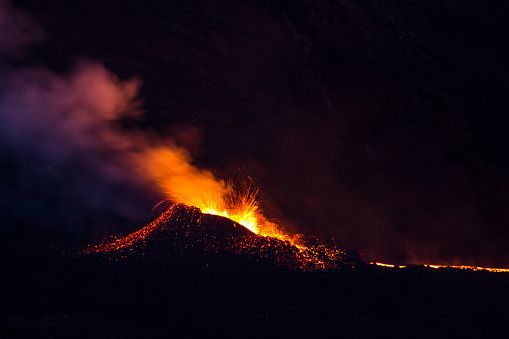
(88, 204, 360, 271)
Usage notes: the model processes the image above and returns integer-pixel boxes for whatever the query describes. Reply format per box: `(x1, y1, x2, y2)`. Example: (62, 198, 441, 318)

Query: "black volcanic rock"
(89, 204, 357, 271)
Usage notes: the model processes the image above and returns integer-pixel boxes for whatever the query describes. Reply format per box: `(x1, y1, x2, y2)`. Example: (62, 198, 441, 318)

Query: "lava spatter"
(87, 204, 354, 271)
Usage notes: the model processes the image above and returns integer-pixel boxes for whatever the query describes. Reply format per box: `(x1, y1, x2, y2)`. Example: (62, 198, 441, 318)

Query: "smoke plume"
(0, 0, 227, 239)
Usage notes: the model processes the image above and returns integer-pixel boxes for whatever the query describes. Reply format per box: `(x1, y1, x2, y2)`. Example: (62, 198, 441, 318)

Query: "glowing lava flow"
(371, 262, 509, 273)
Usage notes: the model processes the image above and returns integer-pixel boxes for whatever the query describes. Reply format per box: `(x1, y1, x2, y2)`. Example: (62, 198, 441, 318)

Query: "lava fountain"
(140, 147, 300, 245)
(87, 145, 351, 270)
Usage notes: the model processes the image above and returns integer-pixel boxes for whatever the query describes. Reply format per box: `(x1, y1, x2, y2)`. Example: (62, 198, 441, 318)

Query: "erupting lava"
(87, 146, 509, 273)
(88, 145, 353, 270)
(141, 147, 301, 245)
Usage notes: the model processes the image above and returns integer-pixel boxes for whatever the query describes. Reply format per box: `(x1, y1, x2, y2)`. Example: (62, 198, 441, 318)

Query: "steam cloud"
(0, 0, 220, 238)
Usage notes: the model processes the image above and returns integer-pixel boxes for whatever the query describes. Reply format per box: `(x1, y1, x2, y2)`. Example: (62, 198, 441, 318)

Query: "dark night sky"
(2, 0, 509, 266)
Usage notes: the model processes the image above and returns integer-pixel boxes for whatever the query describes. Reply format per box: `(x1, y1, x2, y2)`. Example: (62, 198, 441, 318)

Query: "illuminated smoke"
(0, 1, 284, 238)
(0, 0, 225, 226)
